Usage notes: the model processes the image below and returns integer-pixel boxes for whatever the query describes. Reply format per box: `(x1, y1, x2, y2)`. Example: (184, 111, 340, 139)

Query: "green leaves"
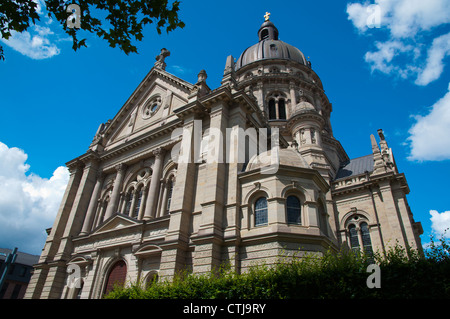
(104, 237, 450, 299)
(0, 0, 185, 60)
(0, 0, 41, 60)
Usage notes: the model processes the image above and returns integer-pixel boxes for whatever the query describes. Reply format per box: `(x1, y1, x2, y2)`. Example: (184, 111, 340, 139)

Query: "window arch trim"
(266, 91, 288, 120)
(345, 214, 373, 255)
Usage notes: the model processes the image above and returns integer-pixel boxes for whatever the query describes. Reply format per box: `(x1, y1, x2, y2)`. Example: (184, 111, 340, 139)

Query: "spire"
(221, 55, 236, 87)
(378, 129, 394, 170)
(371, 133, 385, 174)
(371, 129, 395, 175)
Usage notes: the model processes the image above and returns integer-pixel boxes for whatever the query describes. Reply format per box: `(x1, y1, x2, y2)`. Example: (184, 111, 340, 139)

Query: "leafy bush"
(105, 235, 450, 299)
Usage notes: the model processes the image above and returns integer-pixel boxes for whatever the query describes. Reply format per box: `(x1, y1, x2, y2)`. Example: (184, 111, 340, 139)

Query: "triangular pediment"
(92, 68, 194, 151)
(93, 214, 141, 234)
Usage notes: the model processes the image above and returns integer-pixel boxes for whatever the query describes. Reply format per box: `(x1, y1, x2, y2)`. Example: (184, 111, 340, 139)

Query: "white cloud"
(168, 65, 191, 75)
(0, 142, 69, 255)
(364, 40, 420, 78)
(430, 210, 450, 238)
(406, 82, 450, 161)
(347, 0, 450, 85)
(0, 1, 61, 60)
(346, 3, 374, 32)
(1, 26, 60, 60)
(347, 0, 450, 38)
(415, 32, 450, 86)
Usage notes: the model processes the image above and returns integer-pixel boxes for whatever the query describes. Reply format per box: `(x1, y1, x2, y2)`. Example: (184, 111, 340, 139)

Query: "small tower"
(233, 15, 347, 176)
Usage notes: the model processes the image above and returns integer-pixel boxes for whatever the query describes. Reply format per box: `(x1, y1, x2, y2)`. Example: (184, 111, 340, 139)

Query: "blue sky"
(0, 0, 449, 255)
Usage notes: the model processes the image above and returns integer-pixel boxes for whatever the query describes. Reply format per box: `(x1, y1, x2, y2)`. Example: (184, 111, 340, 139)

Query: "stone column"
(143, 148, 165, 220)
(104, 163, 126, 220)
(80, 171, 104, 235)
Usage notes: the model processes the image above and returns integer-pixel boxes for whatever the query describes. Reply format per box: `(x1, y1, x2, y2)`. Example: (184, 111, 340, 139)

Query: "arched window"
(124, 191, 132, 215)
(286, 195, 301, 224)
(268, 99, 276, 120)
(267, 93, 287, 120)
(261, 29, 269, 40)
(103, 260, 127, 296)
(119, 168, 151, 220)
(348, 224, 359, 251)
(346, 215, 373, 256)
(98, 196, 109, 225)
(132, 187, 143, 218)
(360, 222, 373, 256)
(254, 197, 268, 226)
(166, 179, 173, 214)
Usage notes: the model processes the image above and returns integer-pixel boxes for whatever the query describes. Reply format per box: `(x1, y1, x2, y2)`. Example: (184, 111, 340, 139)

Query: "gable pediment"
(93, 214, 141, 234)
(93, 68, 193, 151)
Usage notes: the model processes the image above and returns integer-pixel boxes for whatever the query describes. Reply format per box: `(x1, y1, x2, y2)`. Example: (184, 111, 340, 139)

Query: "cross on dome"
(264, 12, 271, 21)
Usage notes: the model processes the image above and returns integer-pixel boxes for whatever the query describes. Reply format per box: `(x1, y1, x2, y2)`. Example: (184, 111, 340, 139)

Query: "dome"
(245, 147, 310, 172)
(293, 100, 316, 114)
(236, 20, 308, 70)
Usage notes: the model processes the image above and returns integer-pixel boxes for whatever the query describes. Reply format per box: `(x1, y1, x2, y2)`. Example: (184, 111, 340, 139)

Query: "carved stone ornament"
(154, 48, 170, 70)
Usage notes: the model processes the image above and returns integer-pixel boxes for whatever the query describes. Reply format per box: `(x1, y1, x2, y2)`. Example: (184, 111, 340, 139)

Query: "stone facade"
(25, 18, 422, 299)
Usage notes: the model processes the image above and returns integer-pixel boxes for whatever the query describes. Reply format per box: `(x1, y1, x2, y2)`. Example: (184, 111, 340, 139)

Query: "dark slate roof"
(335, 154, 374, 180)
(0, 248, 39, 266)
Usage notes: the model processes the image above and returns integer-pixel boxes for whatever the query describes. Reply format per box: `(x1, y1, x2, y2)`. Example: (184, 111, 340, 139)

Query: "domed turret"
(225, 13, 337, 172)
(236, 19, 308, 69)
(245, 147, 310, 172)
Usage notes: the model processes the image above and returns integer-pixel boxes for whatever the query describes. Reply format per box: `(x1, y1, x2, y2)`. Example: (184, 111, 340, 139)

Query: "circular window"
(142, 95, 162, 119)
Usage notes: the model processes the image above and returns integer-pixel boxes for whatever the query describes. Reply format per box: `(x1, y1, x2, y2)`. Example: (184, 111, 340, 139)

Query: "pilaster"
(25, 163, 83, 299)
(42, 158, 99, 298)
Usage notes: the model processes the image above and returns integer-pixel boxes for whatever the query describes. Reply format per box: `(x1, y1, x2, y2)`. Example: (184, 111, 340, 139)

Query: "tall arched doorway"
(103, 260, 127, 296)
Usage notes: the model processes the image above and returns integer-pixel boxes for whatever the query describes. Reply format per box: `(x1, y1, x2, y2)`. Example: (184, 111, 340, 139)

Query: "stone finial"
(221, 55, 237, 87)
(197, 69, 207, 83)
(371, 134, 385, 174)
(371, 130, 395, 174)
(377, 129, 389, 152)
(377, 129, 394, 170)
(154, 48, 170, 70)
(189, 70, 211, 101)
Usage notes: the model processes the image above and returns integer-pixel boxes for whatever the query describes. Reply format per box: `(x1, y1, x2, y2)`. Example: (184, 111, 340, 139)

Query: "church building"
(25, 14, 423, 299)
